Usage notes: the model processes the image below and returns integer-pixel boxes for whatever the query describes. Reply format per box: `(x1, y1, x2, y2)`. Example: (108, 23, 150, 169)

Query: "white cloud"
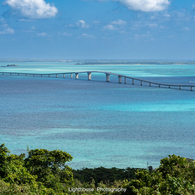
(18, 19, 35, 22)
(103, 20, 126, 30)
(0, 27, 14, 34)
(38, 32, 47, 36)
(5, 0, 58, 18)
(103, 24, 115, 30)
(94, 0, 170, 12)
(59, 32, 72, 36)
(183, 27, 190, 31)
(92, 20, 101, 25)
(164, 13, 170, 17)
(148, 23, 158, 27)
(111, 19, 126, 25)
(77, 20, 89, 28)
(0, 19, 14, 35)
(119, 0, 170, 12)
(82, 33, 96, 38)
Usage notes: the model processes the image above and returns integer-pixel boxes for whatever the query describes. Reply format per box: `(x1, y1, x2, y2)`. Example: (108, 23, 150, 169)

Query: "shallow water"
(0, 62, 195, 169)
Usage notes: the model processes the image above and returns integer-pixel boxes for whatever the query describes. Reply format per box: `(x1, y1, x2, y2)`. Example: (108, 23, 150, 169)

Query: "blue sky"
(0, 0, 195, 60)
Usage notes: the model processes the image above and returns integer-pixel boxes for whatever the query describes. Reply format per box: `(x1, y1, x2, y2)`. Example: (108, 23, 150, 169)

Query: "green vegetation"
(0, 143, 73, 194)
(73, 167, 139, 186)
(121, 154, 195, 195)
(0, 144, 194, 194)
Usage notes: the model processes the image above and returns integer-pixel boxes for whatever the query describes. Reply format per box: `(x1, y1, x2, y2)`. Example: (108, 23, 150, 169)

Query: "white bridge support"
(71, 74, 73, 79)
(88, 72, 92, 80)
(75, 73, 79, 79)
(63, 74, 65, 78)
(56, 74, 58, 78)
(118, 75, 122, 83)
(106, 74, 110, 82)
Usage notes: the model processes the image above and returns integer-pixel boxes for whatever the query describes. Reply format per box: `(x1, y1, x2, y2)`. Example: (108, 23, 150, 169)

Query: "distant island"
(1, 64, 18, 67)
(1, 58, 195, 65)
(75, 60, 195, 65)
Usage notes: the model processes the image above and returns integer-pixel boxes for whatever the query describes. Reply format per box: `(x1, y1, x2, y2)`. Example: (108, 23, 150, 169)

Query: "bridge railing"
(0, 71, 194, 91)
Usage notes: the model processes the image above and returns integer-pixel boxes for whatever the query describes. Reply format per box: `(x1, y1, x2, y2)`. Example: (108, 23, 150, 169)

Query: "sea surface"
(0, 62, 195, 169)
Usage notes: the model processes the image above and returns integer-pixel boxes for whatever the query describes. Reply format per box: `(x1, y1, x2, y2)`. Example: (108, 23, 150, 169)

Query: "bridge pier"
(2, 71, 195, 92)
(106, 74, 110, 82)
(118, 76, 122, 83)
(75, 73, 79, 79)
(88, 72, 91, 80)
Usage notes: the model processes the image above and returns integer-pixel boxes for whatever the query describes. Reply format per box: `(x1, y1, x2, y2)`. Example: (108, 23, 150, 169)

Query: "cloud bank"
(103, 19, 126, 30)
(0, 27, 14, 35)
(77, 20, 89, 28)
(5, 0, 58, 18)
(119, 0, 170, 12)
(95, 0, 170, 12)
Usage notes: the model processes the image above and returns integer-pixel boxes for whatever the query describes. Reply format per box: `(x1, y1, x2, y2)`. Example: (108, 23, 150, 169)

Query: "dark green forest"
(0, 143, 194, 194)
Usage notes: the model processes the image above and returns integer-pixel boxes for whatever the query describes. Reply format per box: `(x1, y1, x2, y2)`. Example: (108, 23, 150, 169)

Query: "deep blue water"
(0, 62, 195, 169)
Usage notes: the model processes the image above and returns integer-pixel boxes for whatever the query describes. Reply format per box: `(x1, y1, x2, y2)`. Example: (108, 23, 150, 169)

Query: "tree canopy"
(122, 154, 195, 195)
(1, 144, 195, 194)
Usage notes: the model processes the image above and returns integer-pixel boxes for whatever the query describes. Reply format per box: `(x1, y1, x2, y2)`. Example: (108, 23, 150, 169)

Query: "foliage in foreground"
(0, 143, 73, 194)
(121, 154, 195, 195)
(0, 143, 195, 194)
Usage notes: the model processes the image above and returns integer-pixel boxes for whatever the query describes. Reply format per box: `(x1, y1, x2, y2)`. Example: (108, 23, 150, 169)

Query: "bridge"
(0, 71, 194, 91)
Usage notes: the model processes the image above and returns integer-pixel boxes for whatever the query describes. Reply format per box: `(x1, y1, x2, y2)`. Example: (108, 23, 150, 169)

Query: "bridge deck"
(0, 71, 194, 90)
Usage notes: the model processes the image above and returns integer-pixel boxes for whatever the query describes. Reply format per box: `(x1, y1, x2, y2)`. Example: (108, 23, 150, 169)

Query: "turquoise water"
(0, 62, 195, 169)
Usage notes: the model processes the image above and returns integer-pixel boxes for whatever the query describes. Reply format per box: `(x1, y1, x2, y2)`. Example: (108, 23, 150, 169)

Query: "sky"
(0, 0, 195, 60)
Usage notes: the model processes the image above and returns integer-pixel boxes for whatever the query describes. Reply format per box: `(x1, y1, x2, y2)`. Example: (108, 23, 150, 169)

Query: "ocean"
(0, 62, 195, 169)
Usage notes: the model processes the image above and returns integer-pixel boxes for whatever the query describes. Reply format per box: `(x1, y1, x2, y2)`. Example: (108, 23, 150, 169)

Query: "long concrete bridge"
(0, 71, 194, 91)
